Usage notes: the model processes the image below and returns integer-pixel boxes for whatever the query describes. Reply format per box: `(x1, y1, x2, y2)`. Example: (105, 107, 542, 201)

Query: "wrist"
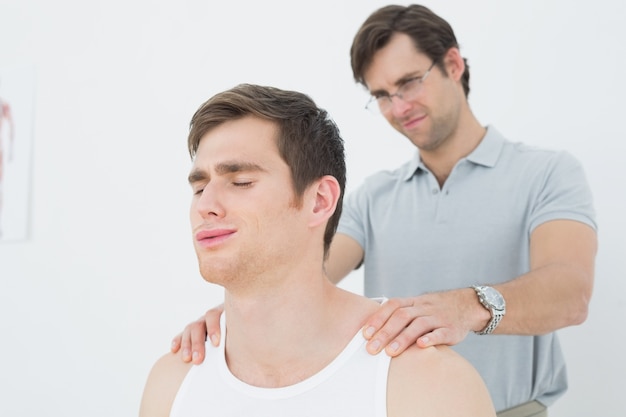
(470, 288, 491, 333)
(468, 288, 491, 332)
(471, 285, 506, 335)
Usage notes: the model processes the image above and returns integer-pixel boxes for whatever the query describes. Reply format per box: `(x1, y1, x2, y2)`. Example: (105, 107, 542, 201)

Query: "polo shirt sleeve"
(528, 150, 597, 233)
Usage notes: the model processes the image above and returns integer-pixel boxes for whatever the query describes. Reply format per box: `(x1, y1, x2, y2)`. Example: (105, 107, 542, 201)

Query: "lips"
(402, 113, 427, 130)
(195, 228, 236, 248)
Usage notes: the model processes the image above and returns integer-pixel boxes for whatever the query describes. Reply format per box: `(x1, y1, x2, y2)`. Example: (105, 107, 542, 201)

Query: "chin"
(197, 259, 233, 286)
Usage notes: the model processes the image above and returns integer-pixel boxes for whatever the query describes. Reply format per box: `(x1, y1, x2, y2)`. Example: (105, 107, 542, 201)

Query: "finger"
(384, 317, 433, 356)
(366, 305, 418, 355)
(189, 320, 209, 364)
(362, 298, 411, 340)
(415, 327, 462, 348)
(170, 332, 183, 353)
(204, 304, 224, 347)
(180, 325, 194, 363)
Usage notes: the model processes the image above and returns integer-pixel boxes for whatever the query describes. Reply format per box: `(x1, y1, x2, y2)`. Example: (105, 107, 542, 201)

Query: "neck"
(420, 109, 486, 188)
(222, 275, 377, 387)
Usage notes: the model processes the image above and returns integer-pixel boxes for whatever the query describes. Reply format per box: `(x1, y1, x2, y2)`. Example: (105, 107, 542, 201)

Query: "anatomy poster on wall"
(0, 65, 35, 242)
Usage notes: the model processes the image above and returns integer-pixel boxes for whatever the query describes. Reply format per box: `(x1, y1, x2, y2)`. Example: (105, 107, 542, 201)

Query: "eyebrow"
(369, 72, 423, 97)
(187, 161, 266, 184)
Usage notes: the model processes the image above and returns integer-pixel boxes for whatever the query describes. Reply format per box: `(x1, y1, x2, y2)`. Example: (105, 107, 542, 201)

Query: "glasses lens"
(366, 96, 385, 114)
(398, 78, 421, 103)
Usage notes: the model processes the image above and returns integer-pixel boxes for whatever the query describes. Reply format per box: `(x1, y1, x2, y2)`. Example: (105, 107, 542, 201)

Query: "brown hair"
(351, 4, 470, 97)
(188, 84, 346, 255)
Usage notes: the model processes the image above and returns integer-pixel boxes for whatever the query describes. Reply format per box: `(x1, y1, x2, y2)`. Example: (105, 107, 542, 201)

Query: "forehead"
(363, 33, 431, 90)
(192, 116, 281, 168)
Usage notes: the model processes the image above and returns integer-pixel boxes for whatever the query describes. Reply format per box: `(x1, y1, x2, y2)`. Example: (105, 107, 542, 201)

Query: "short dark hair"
(351, 4, 470, 97)
(188, 84, 346, 256)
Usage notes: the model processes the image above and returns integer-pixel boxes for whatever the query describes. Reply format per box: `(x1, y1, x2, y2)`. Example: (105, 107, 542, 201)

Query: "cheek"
(386, 115, 404, 134)
(249, 202, 294, 235)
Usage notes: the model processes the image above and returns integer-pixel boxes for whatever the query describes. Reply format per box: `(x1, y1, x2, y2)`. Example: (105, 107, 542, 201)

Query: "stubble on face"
(195, 198, 304, 297)
(405, 99, 461, 153)
(190, 123, 305, 293)
(365, 33, 464, 154)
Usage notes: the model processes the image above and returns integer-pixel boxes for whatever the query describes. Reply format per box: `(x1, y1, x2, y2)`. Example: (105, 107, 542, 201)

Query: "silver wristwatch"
(472, 285, 506, 335)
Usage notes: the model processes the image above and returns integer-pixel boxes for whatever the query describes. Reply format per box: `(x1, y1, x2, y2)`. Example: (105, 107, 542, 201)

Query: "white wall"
(0, 0, 624, 416)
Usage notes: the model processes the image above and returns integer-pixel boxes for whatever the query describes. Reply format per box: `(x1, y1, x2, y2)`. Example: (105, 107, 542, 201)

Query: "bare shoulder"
(139, 351, 194, 417)
(387, 345, 496, 417)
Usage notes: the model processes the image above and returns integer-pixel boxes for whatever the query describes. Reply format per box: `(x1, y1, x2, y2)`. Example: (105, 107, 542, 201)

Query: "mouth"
(195, 228, 236, 248)
(402, 113, 427, 130)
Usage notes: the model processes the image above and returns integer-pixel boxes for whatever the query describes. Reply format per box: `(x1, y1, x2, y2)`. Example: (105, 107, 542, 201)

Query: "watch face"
(483, 287, 505, 310)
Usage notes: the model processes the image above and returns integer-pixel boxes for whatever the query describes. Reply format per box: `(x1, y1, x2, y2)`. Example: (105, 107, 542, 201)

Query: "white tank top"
(170, 317, 391, 417)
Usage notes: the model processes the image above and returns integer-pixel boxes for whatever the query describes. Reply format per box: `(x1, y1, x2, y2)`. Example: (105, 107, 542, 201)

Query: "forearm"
(360, 262, 593, 355)
(359, 223, 596, 353)
(488, 220, 597, 335)
(492, 263, 594, 335)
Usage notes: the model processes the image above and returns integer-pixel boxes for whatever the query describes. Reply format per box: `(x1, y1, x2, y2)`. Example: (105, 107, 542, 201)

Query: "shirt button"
(432, 189, 439, 194)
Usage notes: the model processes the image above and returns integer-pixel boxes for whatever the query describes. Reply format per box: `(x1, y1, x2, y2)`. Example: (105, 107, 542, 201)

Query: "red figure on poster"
(0, 93, 15, 237)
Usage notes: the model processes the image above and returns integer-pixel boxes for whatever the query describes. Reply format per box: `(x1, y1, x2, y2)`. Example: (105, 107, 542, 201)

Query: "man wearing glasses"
(172, 5, 597, 417)
(140, 83, 496, 417)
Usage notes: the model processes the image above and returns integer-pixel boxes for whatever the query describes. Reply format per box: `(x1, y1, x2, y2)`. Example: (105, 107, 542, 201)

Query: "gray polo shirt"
(338, 126, 596, 411)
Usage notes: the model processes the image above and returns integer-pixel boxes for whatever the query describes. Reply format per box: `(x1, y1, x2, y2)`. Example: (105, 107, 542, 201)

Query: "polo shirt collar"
(402, 125, 505, 181)
(403, 151, 422, 181)
(465, 125, 504, 168)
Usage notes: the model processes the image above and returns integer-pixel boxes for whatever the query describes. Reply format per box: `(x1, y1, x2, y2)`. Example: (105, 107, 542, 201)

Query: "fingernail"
(210, 334, 219, 346)
(420, 336, 430, 345)
(192, 351, 199, 361)
(171, 340, 177, 349)
(389, 341, 399, 353)
(369, 339, 381, 352)
(364, 326, 375, 338)
(183, 348, 190, 359)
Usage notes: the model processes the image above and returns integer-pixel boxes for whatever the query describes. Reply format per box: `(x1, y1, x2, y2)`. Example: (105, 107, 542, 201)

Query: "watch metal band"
(472, 285, 505, 335)
(477, 311, 503, 335)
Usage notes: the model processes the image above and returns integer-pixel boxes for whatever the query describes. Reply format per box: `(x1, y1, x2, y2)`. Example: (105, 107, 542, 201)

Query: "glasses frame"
(365, 61, 437, 113)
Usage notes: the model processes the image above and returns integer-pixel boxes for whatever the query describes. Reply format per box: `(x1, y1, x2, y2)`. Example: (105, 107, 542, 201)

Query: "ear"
(308, 175, 341, 228)
(442, 47, 465, 82)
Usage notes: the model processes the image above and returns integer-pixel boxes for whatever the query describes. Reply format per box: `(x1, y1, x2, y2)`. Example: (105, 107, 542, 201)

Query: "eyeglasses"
(365, 62, 436, 114)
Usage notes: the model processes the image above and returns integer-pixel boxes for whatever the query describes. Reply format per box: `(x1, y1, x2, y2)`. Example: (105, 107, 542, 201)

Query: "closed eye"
(233, 181, 253, 188)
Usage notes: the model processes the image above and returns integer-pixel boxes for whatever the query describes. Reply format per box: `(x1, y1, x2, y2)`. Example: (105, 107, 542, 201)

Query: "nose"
(388, 95, 412, 117)
(194, 183, 225, 219)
